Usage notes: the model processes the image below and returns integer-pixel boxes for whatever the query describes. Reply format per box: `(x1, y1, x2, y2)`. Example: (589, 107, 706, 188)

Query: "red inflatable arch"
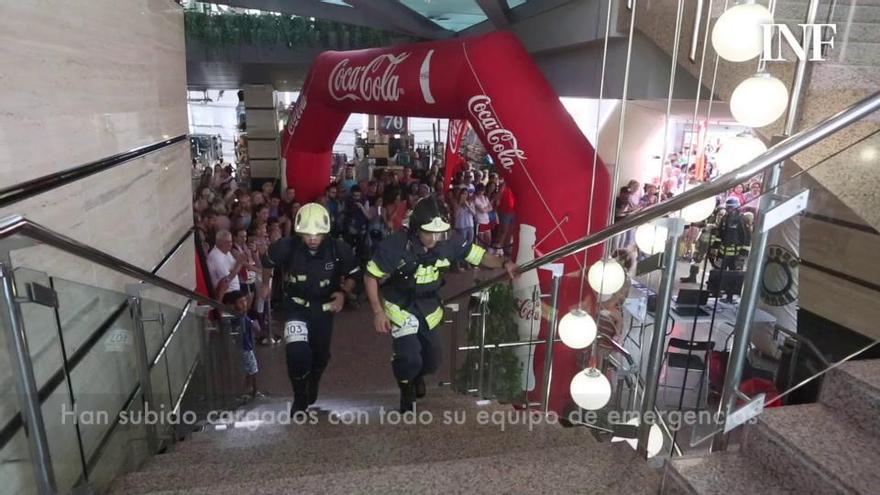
(282, 31, 610, 412)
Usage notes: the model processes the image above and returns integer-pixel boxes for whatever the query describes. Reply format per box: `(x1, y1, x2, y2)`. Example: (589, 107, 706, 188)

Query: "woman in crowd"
(473, 183, 493, 246)
(452, 188, 476, 266)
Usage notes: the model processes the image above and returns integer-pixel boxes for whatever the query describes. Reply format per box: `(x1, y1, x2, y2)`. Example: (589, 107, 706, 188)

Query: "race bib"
(284, 320, 309, 344)
(391, 314, 420, 339)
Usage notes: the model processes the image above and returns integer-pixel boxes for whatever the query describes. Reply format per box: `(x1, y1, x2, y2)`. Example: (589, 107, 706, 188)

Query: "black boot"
(399, 381, 415, 413)
(307, 369, 324, 406)
(291, 378, 309, 415)
(414, 374, 426, 399)
(679, 264, 699, 283)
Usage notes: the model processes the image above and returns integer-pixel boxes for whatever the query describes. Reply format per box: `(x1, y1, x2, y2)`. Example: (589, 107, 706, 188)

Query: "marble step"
(178, 393, 516, 451)
(110, 426, 596, 494)
(776, 1, 880, 23)
(662, 451, 798, 494)
(778, 20, 880, 43)
(818, 359, 880, 438)
(144, 443, 661, 495)
(747, 403, 880, 494)
(833, 42, 880, 66)
(143, 425, 587, 471)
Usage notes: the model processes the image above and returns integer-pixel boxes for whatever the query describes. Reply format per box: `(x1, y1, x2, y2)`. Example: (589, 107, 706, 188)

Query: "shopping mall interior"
(1, 0, 879, 493)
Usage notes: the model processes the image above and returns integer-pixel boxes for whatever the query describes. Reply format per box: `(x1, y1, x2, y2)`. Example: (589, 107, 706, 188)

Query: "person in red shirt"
(494, 183, 516, 254)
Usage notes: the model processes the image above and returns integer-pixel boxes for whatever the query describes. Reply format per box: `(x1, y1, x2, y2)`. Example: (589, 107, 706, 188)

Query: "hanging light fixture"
(711, 1, 774, 62)
(611, 418, 664, 458)
(570, 367, 612, 410)
(716, 132, 768, 174)
(635, 223, 668, 255)
(587, 259, 626, 295)
(558, 309, 597, 349)
(730, 72, 790, 128)
(680, 196, 717, 223)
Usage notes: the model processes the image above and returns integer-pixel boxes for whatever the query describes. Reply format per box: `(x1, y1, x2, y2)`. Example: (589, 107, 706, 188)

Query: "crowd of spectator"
(192, 160, 514, 345)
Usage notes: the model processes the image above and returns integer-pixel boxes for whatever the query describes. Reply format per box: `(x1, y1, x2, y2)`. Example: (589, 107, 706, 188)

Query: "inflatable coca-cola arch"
(283, 31, 610, 412)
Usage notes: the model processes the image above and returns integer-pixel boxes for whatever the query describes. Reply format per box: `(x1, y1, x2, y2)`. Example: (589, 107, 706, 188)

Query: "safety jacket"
(262, 236, 359, 315)
(367, 231, 485, 330)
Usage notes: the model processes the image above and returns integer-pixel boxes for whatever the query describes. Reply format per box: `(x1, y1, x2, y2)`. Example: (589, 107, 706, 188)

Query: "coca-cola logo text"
(329, 53, 409, 102)
(467, 95, 527, 172)
(286, 95, 308, 136)
(515, 298, 541, 321)
(448, 120, 466, 154)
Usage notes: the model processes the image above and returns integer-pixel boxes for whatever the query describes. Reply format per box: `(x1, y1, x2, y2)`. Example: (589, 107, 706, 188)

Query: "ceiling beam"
(344, 0, 455, 39)
(211, 0, 401, 33)
(475, 0, 510, 28)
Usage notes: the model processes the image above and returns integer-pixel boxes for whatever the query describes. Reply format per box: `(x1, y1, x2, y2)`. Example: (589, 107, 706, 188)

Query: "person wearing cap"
(718, 196, 750, 272)
(261, 203, 359, 414)
(364, 198, 517, 412)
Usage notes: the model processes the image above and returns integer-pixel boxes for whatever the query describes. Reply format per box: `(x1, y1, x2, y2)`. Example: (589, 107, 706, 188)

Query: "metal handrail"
(445, 90, 880, 301)
(0, 215, 238, 315)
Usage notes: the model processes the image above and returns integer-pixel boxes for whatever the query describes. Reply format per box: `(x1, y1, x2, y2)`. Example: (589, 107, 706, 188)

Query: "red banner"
(282, 32, 610, 413)
(443, 119, 469, 188)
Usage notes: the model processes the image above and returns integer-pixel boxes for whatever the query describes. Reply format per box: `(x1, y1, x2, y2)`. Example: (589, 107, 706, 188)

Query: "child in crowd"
(224, 290, 261, 400)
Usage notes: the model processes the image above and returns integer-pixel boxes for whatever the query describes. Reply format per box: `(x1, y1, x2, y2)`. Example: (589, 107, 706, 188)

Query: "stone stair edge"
(752, 403, 880, 494)
(146, 418, 586, 471)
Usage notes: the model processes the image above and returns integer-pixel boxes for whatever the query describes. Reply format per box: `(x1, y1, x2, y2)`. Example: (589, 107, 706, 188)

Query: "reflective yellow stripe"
(319, 279, 330, 288)
(292, 297, 310, 308)
(425, 306, 444, 329)
(296, 275, 307, 282)
(367, 260, 387, 278)
(383, 301, 411, 327)
(435, 258, 451, 268)
(414, 265, 441, 284)
(464, 244, 486, 265)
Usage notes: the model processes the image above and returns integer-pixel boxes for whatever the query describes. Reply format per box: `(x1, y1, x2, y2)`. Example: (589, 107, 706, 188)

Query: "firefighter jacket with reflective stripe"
(262, 236, 359, 312)
(367, 231, 485, 327)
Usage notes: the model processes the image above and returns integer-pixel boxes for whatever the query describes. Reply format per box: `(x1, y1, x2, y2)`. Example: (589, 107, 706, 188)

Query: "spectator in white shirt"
(207, 230, 246, 301)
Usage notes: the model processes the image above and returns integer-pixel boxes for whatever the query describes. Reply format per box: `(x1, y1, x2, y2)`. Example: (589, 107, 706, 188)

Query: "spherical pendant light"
(681, 196, 717, 224)
(711, 2, 774, 62)
(716, 134, 767, 174)
(570, 367, 612, 410)
(730, 73, 789, 128)
(558, 309, 597, 349)
(587, 259, 627, 295)
(611, 418, 664, 458)
(635, 223, 668, 255)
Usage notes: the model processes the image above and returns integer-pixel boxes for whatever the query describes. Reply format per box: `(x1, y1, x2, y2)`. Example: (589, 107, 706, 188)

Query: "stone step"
(746, 403, 880, 494)
(778, 20, 880, 43)
(818, 358, 880, 438)
(833, 41, 880, 66)
(146, 410, 571, 471)
(776, 1, 880, 23)
(144, 443, 661, 495)
(111, 426, 596, 494)
(177, 392, 516, 452)
(662, 451, 797, 494)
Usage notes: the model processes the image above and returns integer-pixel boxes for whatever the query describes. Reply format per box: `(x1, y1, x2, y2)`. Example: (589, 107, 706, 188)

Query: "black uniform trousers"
(285, 307, 334, 383)
(391, 314, 441, 383)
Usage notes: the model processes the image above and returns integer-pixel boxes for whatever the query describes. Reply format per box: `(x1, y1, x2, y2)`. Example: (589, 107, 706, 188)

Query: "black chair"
(660, 338, 715, 410)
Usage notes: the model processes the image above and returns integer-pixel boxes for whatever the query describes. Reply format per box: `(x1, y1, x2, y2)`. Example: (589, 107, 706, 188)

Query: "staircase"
(662, 359, 880, 494)
(108, 388, 661, 493)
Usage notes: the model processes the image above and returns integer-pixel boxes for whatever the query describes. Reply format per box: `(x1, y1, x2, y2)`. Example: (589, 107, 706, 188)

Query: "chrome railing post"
(126, 285, 157, 454)
(476, 289, 490, 398)
(713, 188, 780, 450)
(541, 268, 564, 414)
(637, 218, 685, 457)
(0, 260, 57, 495)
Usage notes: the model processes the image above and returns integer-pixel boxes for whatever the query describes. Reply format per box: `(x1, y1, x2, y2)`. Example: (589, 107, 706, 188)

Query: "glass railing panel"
(85, 389, 150, 495)
(0, 429, 37, 495)
(163, 307, 203, 408)
(8, 268, 86, 492)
